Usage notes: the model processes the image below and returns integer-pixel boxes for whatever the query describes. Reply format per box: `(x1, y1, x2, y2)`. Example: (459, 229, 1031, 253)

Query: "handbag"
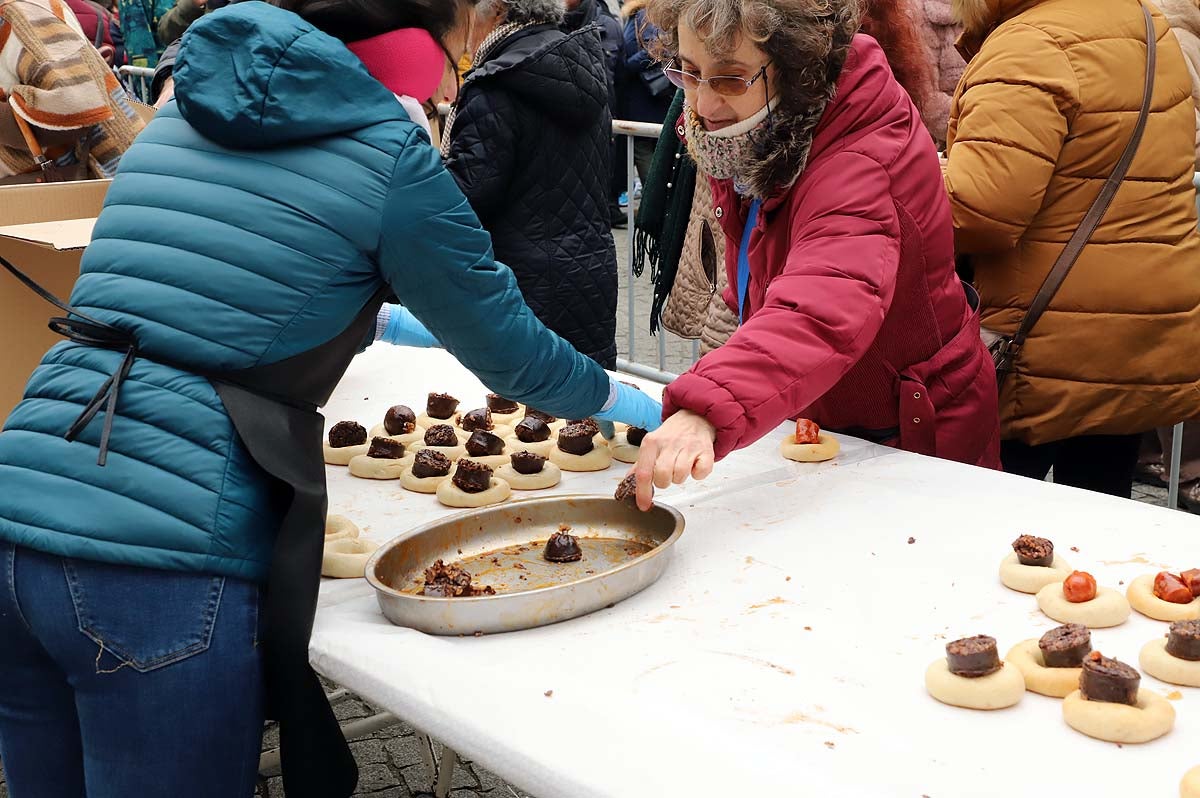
(0, 97, 92, 185)
(982, 2, 1157, 389)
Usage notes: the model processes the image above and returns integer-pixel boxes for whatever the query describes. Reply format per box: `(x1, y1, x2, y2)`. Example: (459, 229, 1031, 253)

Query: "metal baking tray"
(365, 494, 684, 635)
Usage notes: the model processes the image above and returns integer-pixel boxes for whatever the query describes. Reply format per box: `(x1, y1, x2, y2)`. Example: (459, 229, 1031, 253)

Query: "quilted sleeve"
(377, 129, 610, 417)
(442, 87, 521, 222)
(945, 23, 1078, 253)
(662, 154, 900, 459)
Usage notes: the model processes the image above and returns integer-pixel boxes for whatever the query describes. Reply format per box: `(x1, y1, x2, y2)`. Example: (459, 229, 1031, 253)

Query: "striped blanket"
(0, 0, 143, 179)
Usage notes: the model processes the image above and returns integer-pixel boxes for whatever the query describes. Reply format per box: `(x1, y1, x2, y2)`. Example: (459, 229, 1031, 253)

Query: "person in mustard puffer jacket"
(945, 0, 1200, 498)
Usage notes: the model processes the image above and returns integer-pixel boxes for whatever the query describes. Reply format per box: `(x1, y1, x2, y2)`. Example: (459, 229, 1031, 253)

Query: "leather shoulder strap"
(1011, 3, 1157, 350)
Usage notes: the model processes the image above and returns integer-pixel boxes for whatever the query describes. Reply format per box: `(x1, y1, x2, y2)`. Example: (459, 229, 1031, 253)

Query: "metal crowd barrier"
(117, 65, 155, 103)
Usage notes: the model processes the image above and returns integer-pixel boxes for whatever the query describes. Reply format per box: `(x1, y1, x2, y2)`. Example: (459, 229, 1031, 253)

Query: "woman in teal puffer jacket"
(0, 1, 659, 796)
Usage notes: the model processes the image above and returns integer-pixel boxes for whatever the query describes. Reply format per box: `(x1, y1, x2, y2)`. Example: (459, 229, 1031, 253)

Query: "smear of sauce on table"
(712, 651, 795, 676)
(748, 596, 793, 611)
(782, 711, 858, 735)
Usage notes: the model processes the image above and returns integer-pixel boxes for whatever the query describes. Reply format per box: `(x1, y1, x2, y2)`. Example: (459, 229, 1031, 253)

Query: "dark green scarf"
(633, 90, 698, 334)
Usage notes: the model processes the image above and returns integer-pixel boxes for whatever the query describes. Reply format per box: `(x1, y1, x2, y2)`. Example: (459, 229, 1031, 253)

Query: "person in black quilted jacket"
(443, 0, 619, 368)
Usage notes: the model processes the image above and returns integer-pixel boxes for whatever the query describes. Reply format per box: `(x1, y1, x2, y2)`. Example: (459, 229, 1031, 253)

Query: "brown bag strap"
(1010, 3, 1157, 354)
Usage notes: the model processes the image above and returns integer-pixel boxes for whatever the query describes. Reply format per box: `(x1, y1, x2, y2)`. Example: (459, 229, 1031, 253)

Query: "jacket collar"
(955, 0, 1046, 60)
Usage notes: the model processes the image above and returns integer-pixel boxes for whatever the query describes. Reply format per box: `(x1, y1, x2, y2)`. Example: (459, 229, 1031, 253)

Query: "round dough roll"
(491, 410, 523, 427)
(436, 477, 512, 508)
(348, 454, 408, 480)
(322, 537, 379, 579)
(505, 438, 555, 459)
(1182, 765, 1200, 798)
(1127, 574, 1200, 622)
(367, 425, 425, 448)
(1036, 583, 1130, 628)
(464, 454, 512, 470)
(324, 515, 359, 543)
(549, 443, 613, 472)
(496, 462, 562, 490)
(410, 443, 466, 462)
(415, 413, 458, 431)
(399, 468, 448, 494)
(1005, 639, 1083, 698)
(998, 551, 1073, 594)
(780, 432, 840, 463)
(924, 658, 1024, 710)
(610, 432, 640, 464)
(1062, 688, 1175, 744)
(323, 442, 369, 466)
(1140, 638, 1200, 688)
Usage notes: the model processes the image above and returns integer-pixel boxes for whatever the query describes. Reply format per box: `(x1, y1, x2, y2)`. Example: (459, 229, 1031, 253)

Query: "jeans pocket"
(63, 558, 224, 672)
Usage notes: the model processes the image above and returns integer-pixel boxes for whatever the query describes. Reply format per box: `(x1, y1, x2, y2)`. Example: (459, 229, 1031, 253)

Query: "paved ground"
(0, 227, 1186, 798)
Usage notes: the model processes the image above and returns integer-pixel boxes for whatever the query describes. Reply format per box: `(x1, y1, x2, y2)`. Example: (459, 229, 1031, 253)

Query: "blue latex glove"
(594, 380, 663, 431)
(375, 304, 440, 348)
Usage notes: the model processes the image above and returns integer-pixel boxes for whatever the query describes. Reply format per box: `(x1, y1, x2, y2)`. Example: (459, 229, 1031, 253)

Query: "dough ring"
(505, 438, 555, 459)
(1005, 639, 1083, 698)
(1127, 574, 1200, 622)
(1182, 765, 1200, 798)
(324, 515, 359, 543)
(496, 462, 562, 490)
(348, 454, 408, 480)
(465, 454, 511, 470)
(411, 443, 466, 462)
(323, 442, 370, 466)
(1036, 584, 1130, 628)
(610, 432, 640, 464)
(1062, 688, 1175, 743)
(549, 443, 613, 472)
(491, 410, 523, 427)
(924, 658, 1024, 710)
(322, 537, 379, 579)
(780, 433, 840, 463)
(455, 423, 512, 442)
(998, 551, 1073, 594)
(368, 425, 425, 448)
(437, 477, 512, 508)
(400, 468, 448, 494)
(415, 413, 458, 431)
(1139, 638, 1200, 687)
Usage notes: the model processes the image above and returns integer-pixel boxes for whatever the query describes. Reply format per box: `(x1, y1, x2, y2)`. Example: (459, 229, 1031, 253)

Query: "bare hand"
(631, 410, 717, 511)
(154, 77, 175, 109)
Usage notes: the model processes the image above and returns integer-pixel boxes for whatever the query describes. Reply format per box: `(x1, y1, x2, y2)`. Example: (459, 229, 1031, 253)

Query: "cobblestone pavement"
(0, 226, 1185, 798)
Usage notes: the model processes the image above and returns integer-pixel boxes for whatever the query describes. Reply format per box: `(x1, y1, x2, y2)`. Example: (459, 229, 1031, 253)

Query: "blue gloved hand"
(594, 380, 663, 431)
(375, 304, 440, 348)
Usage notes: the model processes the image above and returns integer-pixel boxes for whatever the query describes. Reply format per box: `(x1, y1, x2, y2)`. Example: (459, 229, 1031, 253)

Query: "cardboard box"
(0, 179, 110, 423)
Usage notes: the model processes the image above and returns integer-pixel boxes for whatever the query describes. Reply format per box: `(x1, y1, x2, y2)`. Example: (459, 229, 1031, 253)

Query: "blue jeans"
(0, 543, 265, 797)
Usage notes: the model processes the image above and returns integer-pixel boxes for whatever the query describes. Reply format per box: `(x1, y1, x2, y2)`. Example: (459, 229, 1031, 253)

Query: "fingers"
(633, 438, 658, 512)
(671, 448, 694, 485)
(692, 450, 715, 480)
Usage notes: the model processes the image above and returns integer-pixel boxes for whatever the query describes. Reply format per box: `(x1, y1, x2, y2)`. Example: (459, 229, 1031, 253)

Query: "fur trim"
(951, 0, 992, 33)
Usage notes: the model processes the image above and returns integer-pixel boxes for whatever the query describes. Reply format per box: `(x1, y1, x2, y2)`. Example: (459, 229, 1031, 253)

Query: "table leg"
(415, 732, 462, 798)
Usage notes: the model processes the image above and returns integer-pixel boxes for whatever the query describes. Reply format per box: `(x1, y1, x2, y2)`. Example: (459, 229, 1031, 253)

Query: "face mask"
(683, 97, 775, 182)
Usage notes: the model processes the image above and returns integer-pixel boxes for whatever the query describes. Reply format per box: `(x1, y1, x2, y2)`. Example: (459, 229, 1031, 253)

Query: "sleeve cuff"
(374, 304, 391, 342)
(599, 378, 619, 413)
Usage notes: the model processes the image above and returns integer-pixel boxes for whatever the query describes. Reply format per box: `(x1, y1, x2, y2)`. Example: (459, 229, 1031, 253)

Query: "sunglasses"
(662, 62, 768, 97)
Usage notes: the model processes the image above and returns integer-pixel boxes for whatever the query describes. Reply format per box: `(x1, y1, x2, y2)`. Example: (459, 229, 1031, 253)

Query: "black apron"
(1, 253, 389, 797)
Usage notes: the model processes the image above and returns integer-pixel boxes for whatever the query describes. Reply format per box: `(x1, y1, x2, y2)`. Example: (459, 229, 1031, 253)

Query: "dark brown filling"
(510, 451, 546, 475)
(524, 408, 557, 424)
(945, 635, 1001, 677)
(383, 404, 416, 435)
(460, 408, 493, 432)
(451, 459, 492, 493)
(544, 530, 583, 563)
(420, 559, 495, 598)
(614, 472, 639, 503)
(626, 427, 648, 447)
(328, 421, 367, 448)
(514, 417, 551, 443)
(1012, 534, 1054, 567)
(426, 392, 459, 420)
(1166, 619, 1200, 661)
(423, 424, 459, 448)
(411, 449, 452, 478)
(465, 430, 505, 457)
(486, 393, 519, 413)
(557, 423, 596, 456)
(1038, 623, 1091, 668)
(569, 418, 601, 437)
(1080, 652, 1139, 705)
(367, 437, 405, 460)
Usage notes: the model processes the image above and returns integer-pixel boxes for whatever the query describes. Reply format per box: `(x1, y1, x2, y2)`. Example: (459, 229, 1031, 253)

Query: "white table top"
(312, 347, 1200, 798)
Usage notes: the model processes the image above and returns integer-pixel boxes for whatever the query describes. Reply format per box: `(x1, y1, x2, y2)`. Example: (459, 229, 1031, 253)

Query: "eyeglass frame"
(661, 60, 769, 97)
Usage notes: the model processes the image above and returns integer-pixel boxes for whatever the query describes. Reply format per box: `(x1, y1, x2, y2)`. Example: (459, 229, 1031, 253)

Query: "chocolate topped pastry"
(383, 404, 417, 435)
(486, 393, 519, 414)
(451, 459, 492, 493)
(465, 430, 505, 457)
(328, 421, 367, 448)
(1080, 652, 1139, 705)
(514, 417, 551, 443)
(557, 423, 596, 456)
(367, 437, 405, 460)
(1166, 619, 1200, 661)
(524, 408, 557, 424)
(614, 472, 640, 504)
(424, 424, 459, 448)
(544, 530, 583, 563)
(626, 427, 648, 447)
(460, 407, 493, 432)
(1012, 535, 1054, 567)
(569, 418, 601, 437)
(421, 559, 495, 598)
(510, 451, 546, 475)
(945, 635, 1002, 677)
(426, 392, 459, 420)
(1038, 624, 1092, 668)
(412, 449, 452, 478)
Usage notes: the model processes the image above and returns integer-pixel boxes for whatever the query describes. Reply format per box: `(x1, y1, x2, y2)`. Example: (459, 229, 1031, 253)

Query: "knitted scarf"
(439, 21, 530, 158)
(633, 90, 697, 334)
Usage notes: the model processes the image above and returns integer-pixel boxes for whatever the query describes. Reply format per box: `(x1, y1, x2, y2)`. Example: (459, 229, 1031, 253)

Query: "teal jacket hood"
(174, 2, 403, 148)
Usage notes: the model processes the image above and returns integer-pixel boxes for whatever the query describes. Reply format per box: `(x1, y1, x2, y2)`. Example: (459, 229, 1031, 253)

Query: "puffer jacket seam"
(73, 271, 281, 327)
(1001, 23, 1081, 114)
(14, 397, 228, 458)
(30, 358, 228, 414)
(257, 27, 311, 136)
(206, 419, 242, 561)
